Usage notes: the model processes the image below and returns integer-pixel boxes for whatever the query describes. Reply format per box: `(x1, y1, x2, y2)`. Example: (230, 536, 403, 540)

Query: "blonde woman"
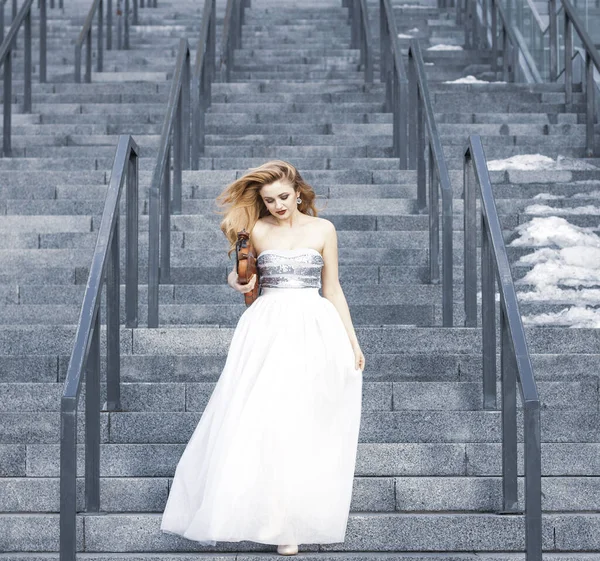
(160, 160, 364, 555)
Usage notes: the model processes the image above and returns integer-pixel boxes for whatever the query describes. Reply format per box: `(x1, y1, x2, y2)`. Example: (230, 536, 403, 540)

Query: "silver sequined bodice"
(258, 248, 324, 289)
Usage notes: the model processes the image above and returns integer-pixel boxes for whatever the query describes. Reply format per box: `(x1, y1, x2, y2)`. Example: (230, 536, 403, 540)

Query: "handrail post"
(463, 149, 477, 327)
(416, 87, 425, 212)
(24, 9, 32, 113)
(86, 27, 92, 82)
(399, 76, 408, 169)
(500, 304, 519, 514)
(585, 51, 595, 156)
(148, 165, 160, 327)
(491, 0, 498, 75)
(549, 0, 557, 80)
(106, 211, 122, 411)
(126, 148, 139, 328)
(191, 73, 200, 170)
(40, 0, 47, 82)
(161, 143, 172, 283)
(98, 0, 104, 73)
(565, 14, 572, 106)
(524, 400, 543, 560)
(85, 308, 101, 513)
(124, 0, 130, 49)
(408, 49, 417, 169)
(117, 0, 122, 49)
(428, 145, 440, 284)
(173, 87, 183, 214)
(182, 51, 191, 170)
(59, 401, 77, 561)
(3, 45, 11, 157)
(107, 0, 113, 49)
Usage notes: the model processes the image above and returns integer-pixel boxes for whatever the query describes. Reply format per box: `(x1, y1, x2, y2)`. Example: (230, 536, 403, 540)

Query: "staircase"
(2, 0, 600, 558)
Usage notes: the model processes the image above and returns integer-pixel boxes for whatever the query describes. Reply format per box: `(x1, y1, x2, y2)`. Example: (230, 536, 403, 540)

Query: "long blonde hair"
(215, 160, 324, 258)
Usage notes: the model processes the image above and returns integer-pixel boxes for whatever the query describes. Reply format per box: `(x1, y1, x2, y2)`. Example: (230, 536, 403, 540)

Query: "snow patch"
(521, 307, 600, 328)
(443, 75, 507, 84)
(427, 44, 464, 51)
(533, 193, 564, 200)
(486, 154, 599, 171)
(397, 33, 413, 39)
(525, 204, 600, 215)
(508, 216, 600, 327)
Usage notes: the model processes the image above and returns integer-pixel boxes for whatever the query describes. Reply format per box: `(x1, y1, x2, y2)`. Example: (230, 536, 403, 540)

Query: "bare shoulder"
(315, 216, 336, 239)
(315, 216, 335, 232)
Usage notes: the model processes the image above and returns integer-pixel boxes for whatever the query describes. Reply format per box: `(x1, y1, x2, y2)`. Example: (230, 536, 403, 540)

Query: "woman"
(160, 160, 365, 555)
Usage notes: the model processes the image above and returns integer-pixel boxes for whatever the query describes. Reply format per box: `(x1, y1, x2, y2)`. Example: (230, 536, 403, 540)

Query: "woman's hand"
(352, 342, 365, 372)
(229, 271, 258, 294)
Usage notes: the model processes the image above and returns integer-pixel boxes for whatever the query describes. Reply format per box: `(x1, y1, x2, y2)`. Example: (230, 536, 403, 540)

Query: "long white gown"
(160, 247, 363, 546)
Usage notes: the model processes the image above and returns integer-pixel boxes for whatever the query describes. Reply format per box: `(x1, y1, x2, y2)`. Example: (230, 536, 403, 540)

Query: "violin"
(235, 228, 259, 306)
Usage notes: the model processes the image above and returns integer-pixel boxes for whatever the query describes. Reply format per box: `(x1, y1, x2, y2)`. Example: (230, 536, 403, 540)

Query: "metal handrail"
(75, 0, 108, 82)
(0, 0, 47, 156)
(463, 135, 542, 561)
(148, 38, 191, 328)
(553, 0, 600, 156)
(220, 0, 250, 81)
(345, 0, 374, 82)
(407, 40, 454, 326)
(75, 0, 140, 82)
(380, 0, 409, 168)
(192, 0, 217, 165)
(60, 135, 140, 561)
(462, 0, 542, 82)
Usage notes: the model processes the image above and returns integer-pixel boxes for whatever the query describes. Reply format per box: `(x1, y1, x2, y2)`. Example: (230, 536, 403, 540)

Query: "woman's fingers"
(238, 274, 257, 293)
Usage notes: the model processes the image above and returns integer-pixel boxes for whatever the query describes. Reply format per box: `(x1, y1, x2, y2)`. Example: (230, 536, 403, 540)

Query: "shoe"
(277, 544, 299, 555)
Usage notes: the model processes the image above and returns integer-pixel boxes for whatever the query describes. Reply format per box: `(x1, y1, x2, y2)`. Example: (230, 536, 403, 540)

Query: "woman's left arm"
(320, 220, 360, 352)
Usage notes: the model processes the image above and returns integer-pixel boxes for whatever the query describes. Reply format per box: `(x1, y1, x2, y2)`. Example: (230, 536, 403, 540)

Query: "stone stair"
(1, 0, 600, 558)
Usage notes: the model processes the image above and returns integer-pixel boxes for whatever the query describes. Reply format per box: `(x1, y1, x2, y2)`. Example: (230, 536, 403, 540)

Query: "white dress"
(160, 247, 363, 546)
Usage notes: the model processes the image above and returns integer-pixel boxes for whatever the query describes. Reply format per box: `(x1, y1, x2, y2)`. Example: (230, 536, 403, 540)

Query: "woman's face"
(259, 180, 298, 222)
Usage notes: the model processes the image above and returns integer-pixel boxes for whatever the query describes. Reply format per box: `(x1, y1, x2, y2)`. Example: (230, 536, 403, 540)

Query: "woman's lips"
(276, 209, 286, 215)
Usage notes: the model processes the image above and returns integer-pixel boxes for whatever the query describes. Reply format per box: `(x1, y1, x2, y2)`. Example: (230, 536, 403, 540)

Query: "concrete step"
(2, 349, 597, 384)
(0, 324, 596, 356)
(0, 474, 599, 512)
(0, 512, 597, 552)
(0, 379, 593, 413)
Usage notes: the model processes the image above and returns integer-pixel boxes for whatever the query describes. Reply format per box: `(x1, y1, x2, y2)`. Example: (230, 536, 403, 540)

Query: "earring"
(296, 196, 302, 204)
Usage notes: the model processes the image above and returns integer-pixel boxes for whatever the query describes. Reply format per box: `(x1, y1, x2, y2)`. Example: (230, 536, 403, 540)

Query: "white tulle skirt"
(160, 286, 363, 546)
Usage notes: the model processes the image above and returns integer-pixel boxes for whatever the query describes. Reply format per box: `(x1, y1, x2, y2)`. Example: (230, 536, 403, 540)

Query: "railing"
(0, 0, 47, 156)
(551, 0, 600, 156)
(148, 38, 191, 327)
(460, 0, 543, 82)
(192, 0, 217, 164)
(1, 0, 19, 45)
(463, 135, 542, 561)
(407, 40, 454, 326)
(379, 0, 409, 168)
(220, 0, 250, 82)
(75, 0, 140, 82)
(60, 135, 140, 561)
(344, 0, 374, 82)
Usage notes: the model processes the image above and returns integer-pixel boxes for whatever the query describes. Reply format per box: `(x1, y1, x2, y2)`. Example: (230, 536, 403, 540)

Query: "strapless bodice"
(257, 248, 324, 289)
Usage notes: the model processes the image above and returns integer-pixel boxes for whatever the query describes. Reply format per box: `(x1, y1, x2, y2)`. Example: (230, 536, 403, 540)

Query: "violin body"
(235, 228, 259, 306)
